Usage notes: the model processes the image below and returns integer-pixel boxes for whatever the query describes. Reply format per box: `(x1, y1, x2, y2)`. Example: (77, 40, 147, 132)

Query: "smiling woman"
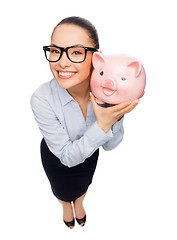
(30, 16, 139, 229)
(48, 23, 98, 92)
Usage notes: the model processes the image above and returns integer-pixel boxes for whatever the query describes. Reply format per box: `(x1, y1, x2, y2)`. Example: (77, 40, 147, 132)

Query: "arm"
(90, 92, 140, 150)
(30, 93, 112, 167)
(102, 117, 124, 151)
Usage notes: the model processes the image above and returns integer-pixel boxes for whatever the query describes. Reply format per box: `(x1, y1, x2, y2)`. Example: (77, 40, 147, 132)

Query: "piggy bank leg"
(98, 103, 112, 108)
(95, 98, 113, 108)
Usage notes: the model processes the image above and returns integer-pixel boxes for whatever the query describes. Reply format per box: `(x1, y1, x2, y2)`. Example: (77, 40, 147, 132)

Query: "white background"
(1, 0, 177, 239)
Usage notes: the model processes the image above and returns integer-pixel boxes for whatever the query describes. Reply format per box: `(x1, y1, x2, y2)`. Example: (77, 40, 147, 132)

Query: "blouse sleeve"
(102, 117, 124, 151)
(30, 93, 113, 167)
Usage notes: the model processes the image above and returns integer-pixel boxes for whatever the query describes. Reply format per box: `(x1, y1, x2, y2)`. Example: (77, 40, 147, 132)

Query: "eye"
(121, 76, 127, 81)
(100, 70, 104, 76)
(50, 47, 60, 54)
(51, 50, 59, 54)
(72, 51, 82, 55)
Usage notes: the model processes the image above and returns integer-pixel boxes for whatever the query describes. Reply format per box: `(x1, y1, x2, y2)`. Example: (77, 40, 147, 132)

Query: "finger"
(119, 99, 140, 115)
(127, 102, 139, 113)
(139, 91, 145, 99)
(90, 92, 100, 110)
(90, 92, 95, 103)
(110, 100, 132, 112)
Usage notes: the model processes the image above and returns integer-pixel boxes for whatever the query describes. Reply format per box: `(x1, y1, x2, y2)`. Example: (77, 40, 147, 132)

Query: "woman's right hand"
(90, 92, 140, 133)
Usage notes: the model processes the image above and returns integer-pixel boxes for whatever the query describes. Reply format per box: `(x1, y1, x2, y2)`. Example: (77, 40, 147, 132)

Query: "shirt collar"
(55, 79, 75, 106)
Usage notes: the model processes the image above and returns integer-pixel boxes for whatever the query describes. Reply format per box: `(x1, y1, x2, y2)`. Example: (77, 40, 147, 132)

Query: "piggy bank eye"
(121, 76, 127, 81)
(100, 70, 104, 76)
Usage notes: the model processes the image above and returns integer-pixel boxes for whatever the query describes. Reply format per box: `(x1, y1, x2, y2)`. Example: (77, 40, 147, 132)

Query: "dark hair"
(51, 16, 99, 49)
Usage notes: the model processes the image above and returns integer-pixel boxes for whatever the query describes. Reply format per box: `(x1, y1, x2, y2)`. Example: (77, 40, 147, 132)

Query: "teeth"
(59, 72, 74, 76)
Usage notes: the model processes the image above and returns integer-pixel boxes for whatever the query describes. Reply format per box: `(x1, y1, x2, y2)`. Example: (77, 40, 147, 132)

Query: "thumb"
(90, 92, 99, 110)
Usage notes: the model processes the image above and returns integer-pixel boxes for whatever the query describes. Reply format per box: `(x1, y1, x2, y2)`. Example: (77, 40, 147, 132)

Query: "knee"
(58, 199, 71, 206)
(74, 192, 87, 204)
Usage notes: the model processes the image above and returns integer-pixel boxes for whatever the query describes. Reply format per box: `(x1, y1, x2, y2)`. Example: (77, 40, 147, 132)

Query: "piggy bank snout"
(101, 79, 116, 90)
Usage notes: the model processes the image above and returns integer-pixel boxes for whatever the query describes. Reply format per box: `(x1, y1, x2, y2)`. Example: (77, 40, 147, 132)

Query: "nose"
(101, 79, 116, 90)
(58, 52, 71, 68)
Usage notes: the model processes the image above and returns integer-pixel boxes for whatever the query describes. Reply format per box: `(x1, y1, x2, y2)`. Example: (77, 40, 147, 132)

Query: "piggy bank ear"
(127, 60, 142, 77)
(92, 52, 107, 68)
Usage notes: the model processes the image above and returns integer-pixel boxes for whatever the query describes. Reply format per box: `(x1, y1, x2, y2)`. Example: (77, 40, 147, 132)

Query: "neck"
(67, 80, 91, 102)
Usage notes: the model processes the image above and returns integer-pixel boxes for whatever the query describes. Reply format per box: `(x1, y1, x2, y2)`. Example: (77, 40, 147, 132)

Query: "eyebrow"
(51, 43, 85, 48)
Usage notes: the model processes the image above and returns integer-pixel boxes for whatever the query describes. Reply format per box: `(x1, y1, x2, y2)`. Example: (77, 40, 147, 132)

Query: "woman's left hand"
(90, 92, 140, 133)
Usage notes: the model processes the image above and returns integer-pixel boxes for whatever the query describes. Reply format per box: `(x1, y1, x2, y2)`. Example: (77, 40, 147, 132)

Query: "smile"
(101, 79, 116, 96)
(58, 71, 76, 79)
(102, 88, 115, 96)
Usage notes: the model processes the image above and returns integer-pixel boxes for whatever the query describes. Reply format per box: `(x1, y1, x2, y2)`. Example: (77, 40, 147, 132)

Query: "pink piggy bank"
(90, 52, 146, 105)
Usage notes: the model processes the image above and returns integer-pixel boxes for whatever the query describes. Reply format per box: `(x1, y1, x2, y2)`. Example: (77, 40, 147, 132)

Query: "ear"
(92, 52, 107, 68)
(127, 60, 142, 77)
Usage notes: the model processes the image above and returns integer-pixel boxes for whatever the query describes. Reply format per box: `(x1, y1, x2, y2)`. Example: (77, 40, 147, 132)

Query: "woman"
(30, 16, 139, 229)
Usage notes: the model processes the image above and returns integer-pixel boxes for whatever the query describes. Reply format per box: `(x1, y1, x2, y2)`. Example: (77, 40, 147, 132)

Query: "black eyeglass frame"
(43, 45, 98, 63)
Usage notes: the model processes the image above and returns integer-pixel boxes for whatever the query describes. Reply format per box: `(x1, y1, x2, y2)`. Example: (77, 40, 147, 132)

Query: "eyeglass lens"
(45, 46, 86, 62)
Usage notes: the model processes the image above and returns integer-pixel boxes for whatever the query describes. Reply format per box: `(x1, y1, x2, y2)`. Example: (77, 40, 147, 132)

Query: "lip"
(57, 71, 77, 79)
(102, 87, 116, 96)
(101, 79, 116, 96)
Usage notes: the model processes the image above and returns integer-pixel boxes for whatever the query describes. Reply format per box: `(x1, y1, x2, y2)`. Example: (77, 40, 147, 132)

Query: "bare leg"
(58, 199, 74, 229)
(73, 192, 87, 226)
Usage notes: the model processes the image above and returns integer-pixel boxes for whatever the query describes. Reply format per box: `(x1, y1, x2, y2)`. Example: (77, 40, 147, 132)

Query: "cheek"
(91, 70, 101, 84)
(49, 62, 56, 74)
(117, 85, 130, 96)
(79, 60, 92, 77)
(91, 80, 99, 89)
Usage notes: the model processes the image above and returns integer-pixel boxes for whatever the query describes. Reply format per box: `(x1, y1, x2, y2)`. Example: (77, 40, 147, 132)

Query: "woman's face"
(50, 24, 95, 92)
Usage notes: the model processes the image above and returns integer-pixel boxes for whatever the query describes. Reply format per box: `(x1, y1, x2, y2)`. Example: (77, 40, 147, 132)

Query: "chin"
(55, 79, 71, 89)
(55, 78, 78, 91)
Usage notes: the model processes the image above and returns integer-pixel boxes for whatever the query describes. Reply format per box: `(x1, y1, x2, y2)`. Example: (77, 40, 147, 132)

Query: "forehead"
(51, 24, 93, 47)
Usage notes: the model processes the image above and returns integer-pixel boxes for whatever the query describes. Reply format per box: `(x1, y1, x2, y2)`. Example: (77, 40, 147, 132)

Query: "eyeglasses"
(43, 45, 97, 63)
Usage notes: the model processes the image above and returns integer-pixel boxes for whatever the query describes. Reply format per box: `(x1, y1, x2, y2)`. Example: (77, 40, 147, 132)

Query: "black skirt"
(40, 138, 99, 202)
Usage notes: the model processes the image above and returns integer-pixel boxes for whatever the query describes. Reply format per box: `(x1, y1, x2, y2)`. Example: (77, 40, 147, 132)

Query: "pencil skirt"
(40, 138, 99, 202)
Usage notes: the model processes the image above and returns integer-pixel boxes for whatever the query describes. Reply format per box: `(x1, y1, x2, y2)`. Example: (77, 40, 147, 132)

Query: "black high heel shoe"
(76, 215, 86, 227)
(63, 218, 75, 229)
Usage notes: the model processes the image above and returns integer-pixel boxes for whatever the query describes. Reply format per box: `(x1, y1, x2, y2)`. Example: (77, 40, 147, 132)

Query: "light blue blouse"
(30, 78, 124, 167)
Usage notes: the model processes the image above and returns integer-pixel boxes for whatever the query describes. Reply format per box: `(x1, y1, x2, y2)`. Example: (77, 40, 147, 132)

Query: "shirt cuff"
(106, 128, 113, 137)
(111, 116, 124, 133)
(85, 122, 111, 148)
